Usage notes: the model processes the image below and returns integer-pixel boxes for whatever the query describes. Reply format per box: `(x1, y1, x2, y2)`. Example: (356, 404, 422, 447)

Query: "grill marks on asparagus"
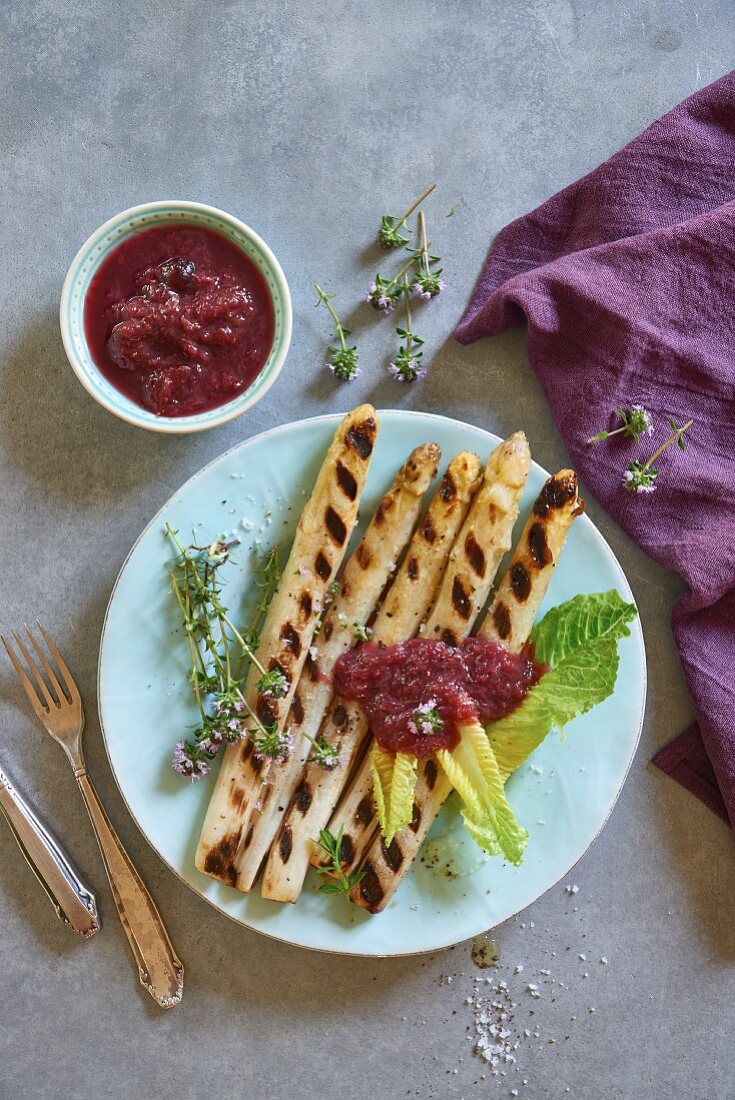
(271, 452, 483, 898)
(246, 442, 442, 900)
(351, 469, 582, 913)
(331, 433, 532, 878)
(194, 405, 378, 887)
(480, 469, 582, 651)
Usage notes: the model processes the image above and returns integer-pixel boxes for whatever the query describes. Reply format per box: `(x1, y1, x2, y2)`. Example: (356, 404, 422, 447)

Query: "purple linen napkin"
(455, 72, 735, 827)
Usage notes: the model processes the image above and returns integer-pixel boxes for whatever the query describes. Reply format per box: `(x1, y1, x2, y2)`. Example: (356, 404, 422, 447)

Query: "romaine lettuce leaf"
(437, 723, 527, 864)
(488, 590, 637, 779)
(370, 745, 417, 845)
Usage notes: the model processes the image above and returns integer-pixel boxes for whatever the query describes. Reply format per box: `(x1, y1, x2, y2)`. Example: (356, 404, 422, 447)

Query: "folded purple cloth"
(455, 72, 735, 828)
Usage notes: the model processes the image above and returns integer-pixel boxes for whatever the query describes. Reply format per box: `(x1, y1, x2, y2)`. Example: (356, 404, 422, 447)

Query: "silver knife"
(0, 763, 100, 938)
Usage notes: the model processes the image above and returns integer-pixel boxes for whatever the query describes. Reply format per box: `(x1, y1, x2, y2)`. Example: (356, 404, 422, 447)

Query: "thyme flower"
(410, 211, 445, 299)
(389, 277, 426, 383)
(407, 698, 444, 737)
(315, 284, 360, 381)
(377, 183, 436, 249)
(365, 275, 402, 314)
(307, 734, 342, 770)
(255, 667, 288, 698)
(623, 418, 693, 494)
(587, 405, 654, 445)
(253, 724, 293, 764)
(172, 739, 212, 780)
(352, 621, 373, 642)
(412, 271, 445, 300)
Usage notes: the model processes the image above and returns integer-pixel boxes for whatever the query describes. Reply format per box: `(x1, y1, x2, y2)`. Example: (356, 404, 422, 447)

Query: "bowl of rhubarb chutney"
(60, 201, 292, 432)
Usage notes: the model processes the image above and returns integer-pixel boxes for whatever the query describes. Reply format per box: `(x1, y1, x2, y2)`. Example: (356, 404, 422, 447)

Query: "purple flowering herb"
(623, 418, 693, 494)
(315, 284, 360, 381)
(377, 183, 436, 249)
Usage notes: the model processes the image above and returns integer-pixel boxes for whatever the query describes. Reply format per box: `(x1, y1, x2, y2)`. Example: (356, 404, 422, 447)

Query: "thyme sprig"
(587, 405, 654, 445)
(165, 526, 282, 778)
(252, 723, 293, 764)
(306, 734, 342, 770)
(377, 183, 437, 249)
(411, 211, 445, 300)
(408, 698, 444, 736)
(313, 827, 365, 902)
(365, 254, 417, 313)
(315, 284, 360, 381)
(389, 276, 426, 383)
(623, 418, 692, 493)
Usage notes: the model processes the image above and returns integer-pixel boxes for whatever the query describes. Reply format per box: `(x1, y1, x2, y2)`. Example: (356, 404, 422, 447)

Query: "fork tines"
(1, 623, 78, 718)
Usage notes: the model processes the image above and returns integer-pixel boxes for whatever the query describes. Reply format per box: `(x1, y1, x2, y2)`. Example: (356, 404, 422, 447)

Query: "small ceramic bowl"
(60, 200, 292, 433)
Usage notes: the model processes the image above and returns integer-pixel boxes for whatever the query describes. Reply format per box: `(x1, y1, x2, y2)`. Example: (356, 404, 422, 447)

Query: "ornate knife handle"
(0, 765, 100, 938)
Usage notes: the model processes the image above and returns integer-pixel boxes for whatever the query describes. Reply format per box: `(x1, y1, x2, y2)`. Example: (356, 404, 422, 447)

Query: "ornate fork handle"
(0, 765, 100, 938)
(75, 770, 184, 1008)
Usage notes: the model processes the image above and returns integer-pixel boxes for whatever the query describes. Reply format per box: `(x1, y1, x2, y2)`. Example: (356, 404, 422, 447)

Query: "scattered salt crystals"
(309, 646, 318, 662)
(530, 764, 543, 775)
(511, 1090, 519, 1096)
(539, 968, 550, 976)
(240, 518, 254, 531)
(589, 1007, 596, 1013)
(514, 965, 524, 974)
(536, 820, 546, 826)
(529, 922, 535, 928)
(578, 954, 586, 961)
(600, 957, 608, 966)
(565, 884, 579, 895)
(583, 972, 589, 979)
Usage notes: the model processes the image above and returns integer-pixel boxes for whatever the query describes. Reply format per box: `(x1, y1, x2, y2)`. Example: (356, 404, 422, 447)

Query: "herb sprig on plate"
(312, 827, 365, 903)
(166, 526, 339, 778)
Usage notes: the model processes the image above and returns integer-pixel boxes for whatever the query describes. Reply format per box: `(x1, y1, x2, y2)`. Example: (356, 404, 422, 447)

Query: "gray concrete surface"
(1, 3, 733, 1098)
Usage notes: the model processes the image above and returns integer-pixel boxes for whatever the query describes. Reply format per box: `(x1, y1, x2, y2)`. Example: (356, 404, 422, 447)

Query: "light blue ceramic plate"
(98, 411, 646, 956)
(60, 200, 292, 433)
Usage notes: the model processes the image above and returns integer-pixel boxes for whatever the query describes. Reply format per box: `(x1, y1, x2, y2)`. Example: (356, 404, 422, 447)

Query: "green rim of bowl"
(59, 201, 292, 433)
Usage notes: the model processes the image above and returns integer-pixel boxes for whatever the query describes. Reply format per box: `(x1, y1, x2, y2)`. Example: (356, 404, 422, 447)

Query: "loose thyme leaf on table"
(314, 284, 360, 381)
(313, 827, 365, 901)
(377, 182, 437, 249)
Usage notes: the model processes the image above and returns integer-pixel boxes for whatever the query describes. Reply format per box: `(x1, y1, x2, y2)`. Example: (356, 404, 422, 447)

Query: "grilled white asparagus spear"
(350, 470, 583, 912)
(195, 405, 378, 887)
(233, 443, 442, 892)
(325, 432, 532, 876)
(262, 452, 483, 902)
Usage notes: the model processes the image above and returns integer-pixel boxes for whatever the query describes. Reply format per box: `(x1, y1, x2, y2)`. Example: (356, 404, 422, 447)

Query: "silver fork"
(2, 623, 184, 1008)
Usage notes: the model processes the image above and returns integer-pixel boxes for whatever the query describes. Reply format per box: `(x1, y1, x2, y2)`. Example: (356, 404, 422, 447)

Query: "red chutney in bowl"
(333, 636, 545, 757)
(83, 224, 275, 417)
